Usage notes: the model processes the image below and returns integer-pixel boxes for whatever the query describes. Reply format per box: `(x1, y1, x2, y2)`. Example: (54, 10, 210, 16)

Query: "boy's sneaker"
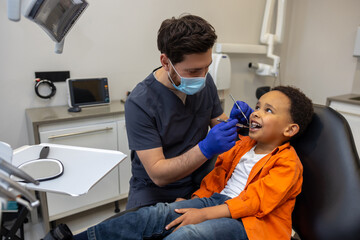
(43, 223, 73, 240)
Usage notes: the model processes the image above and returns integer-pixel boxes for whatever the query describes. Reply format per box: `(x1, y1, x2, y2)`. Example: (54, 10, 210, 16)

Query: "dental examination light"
(248, 0, 286, 77)
(7, 0, 89, 54)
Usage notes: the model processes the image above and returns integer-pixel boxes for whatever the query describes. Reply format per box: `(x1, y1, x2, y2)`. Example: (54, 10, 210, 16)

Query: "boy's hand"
(165, 208, 207, 232)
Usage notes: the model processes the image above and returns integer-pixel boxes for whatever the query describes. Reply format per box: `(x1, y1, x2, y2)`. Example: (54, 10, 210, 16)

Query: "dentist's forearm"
(137, 145, 207, 187)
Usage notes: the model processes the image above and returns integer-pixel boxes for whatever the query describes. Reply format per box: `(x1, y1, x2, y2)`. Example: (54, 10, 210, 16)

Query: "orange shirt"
(193, 136, 303, 240)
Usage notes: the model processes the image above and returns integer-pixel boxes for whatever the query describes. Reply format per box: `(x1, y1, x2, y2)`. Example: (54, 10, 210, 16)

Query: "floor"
(18, 199, 127, 239)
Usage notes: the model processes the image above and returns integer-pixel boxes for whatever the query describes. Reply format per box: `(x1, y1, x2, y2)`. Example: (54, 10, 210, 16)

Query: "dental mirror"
(13, 146, 64, 182)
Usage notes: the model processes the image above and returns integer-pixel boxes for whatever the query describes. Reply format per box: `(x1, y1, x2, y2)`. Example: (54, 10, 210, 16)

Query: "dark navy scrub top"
(125, 68, 223, 209)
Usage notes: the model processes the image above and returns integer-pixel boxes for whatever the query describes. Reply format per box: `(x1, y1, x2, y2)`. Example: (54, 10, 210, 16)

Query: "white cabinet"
(39, 120, 121, 220)
(39, 121, 118, 150)
(26, 103, 131, 225)
(328, 96, 360, 156)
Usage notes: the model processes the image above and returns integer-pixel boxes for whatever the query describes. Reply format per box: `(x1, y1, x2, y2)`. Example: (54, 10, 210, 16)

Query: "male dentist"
(125, 14, 252, 209)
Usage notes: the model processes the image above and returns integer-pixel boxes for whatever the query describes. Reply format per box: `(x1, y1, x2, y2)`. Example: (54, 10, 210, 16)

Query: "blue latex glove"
(198, 119, 238, 159)
(229, 101, 253, 125)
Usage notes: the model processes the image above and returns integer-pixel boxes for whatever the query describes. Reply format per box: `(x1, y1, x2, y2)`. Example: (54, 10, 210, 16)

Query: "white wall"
(1, 0, 360, 149)
(0, 0, 269, 148)
(281, 0, 360, 103)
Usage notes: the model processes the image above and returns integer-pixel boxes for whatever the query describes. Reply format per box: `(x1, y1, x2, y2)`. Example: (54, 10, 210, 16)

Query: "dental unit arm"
(6, 0, 88, 54)
(0, 142, 40, 211)
(0, 173, 40, 210)
(0, 142, 39, 185)
(249, 0, 286, 77)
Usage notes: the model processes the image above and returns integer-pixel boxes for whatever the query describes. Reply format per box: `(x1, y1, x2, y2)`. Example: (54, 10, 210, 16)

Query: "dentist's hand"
(198, 119, 238, 159)
(230, 101, 253, 125)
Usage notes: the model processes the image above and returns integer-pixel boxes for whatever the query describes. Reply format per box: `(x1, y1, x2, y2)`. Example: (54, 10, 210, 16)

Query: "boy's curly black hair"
(272, 86, 314, 136)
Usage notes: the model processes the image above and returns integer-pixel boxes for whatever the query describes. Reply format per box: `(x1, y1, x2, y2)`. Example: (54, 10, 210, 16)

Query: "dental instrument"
(0, 141, 40, 213)
(0, 173, 40, 209)
(0, 186, 33, 211)
(217, 118, 249, 128)
(0, 159, 39, 185)
(229, 94, 249, 125)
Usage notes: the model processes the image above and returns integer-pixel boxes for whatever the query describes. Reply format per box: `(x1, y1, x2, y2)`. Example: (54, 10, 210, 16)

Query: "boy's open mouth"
(250, 121, 262, 129)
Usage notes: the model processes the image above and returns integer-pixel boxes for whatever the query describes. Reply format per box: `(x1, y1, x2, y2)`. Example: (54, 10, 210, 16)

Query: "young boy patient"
(48, 86, 314, 240)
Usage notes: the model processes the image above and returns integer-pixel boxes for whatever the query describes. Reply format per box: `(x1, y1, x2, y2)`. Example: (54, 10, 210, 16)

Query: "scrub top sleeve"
(125, 99, 162, 151)
(207, 75, 224, 119)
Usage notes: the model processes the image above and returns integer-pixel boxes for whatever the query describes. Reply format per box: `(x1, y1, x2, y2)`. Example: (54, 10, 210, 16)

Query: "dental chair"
(195, 105, 360, 239)
(290, 105, 360, 240)
(107, 105, 360, 240)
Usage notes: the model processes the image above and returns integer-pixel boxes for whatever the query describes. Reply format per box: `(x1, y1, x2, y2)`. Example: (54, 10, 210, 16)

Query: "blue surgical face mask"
(167, 60, 207, 95)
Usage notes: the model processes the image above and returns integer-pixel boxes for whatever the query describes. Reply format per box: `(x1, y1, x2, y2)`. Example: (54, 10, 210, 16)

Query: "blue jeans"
(85, 193, 248, 240)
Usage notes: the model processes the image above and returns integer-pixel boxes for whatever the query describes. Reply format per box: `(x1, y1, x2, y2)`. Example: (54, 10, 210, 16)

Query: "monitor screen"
(67, 78, 110, 107)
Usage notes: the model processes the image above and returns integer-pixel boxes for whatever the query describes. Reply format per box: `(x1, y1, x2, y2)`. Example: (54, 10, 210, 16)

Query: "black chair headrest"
(291, 105, 360, 240)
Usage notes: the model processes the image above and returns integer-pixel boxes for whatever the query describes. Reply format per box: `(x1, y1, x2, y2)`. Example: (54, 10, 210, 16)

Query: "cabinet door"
(39, 121, 120, 220)
(39, 122, 118, 150)
(329, 101, 360, 156)
(117, 120, 131, 196)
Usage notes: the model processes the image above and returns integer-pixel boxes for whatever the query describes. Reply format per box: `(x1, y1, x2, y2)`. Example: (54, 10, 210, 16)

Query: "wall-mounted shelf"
(215, 43, 267, 54)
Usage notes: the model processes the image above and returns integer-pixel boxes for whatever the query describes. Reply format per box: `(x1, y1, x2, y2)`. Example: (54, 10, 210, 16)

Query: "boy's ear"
(284, 123, 300, 138)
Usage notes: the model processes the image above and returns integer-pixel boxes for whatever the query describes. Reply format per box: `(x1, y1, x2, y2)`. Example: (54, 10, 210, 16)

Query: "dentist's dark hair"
(157, 14, 217, 64)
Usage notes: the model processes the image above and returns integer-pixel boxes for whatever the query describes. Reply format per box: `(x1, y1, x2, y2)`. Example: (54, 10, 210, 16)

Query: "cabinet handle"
(48, 127, 113, 140)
